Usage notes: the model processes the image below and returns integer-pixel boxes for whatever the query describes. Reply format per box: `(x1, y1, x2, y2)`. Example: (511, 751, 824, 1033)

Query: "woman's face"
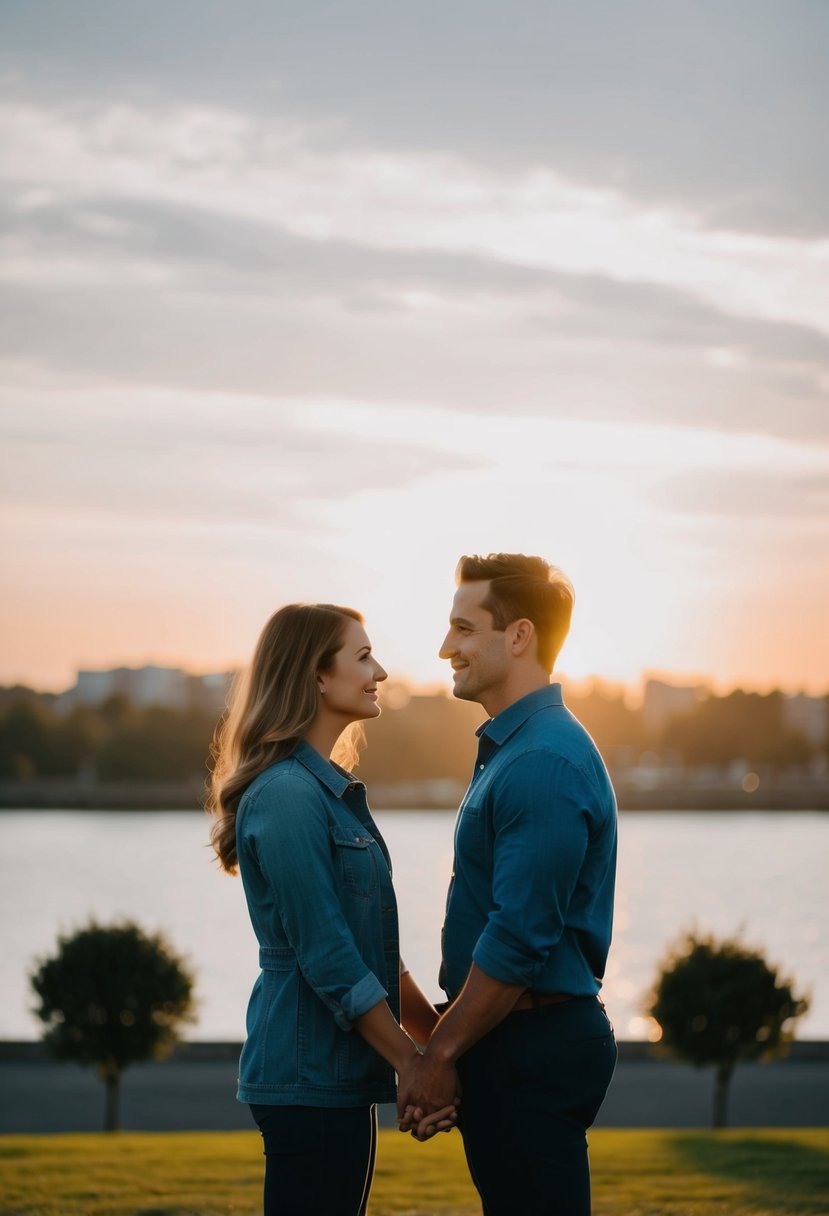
(318, 618, 388, 722)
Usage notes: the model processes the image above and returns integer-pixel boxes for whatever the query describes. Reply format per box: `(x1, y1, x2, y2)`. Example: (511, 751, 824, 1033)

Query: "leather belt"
(512, 990, 572, 1012)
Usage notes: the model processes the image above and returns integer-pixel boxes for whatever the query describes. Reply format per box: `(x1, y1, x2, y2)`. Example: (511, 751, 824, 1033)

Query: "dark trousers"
(249, 1103, 377, 1216)
(456, 997, 617, 1216)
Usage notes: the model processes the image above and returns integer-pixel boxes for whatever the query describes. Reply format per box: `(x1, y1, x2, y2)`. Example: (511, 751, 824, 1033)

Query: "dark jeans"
(456, 996, 617, 1216)
(249, 1103, 377, 1216)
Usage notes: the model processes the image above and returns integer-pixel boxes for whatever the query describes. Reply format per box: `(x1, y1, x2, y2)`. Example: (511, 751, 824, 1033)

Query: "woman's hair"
(456, 552, 574, 673)
(207, 603, 363, 874)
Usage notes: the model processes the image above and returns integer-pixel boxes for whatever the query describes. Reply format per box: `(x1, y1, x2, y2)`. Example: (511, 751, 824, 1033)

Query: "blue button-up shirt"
(235, 740, 399, 1106)
(440, 684, 617, 1000)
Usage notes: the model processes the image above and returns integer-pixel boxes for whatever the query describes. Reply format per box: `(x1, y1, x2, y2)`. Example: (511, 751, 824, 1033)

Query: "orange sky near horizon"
(3, 400, 828, 699)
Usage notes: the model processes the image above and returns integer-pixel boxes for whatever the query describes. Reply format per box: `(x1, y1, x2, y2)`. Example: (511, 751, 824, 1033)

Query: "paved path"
(1, 1046, 827, 1134)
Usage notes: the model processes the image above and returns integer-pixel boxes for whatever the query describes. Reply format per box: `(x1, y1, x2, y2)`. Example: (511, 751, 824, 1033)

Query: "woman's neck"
(302, 711, 345, 762)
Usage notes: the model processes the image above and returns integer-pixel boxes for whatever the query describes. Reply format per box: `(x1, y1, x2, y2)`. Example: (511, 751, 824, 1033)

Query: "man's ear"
(509, 618, 536, 658)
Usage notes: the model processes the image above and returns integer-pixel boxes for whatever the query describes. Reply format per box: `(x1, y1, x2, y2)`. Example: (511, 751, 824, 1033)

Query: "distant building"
(783, 693, 829, 748)
(63, 665, 234, 715)
(642, 678, 707, 735)
(74, 669, 121, 706)
(188, 671, 236, 715)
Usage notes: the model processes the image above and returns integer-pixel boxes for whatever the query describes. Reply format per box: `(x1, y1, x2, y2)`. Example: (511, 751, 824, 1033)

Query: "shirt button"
(478, 763, 485, 770)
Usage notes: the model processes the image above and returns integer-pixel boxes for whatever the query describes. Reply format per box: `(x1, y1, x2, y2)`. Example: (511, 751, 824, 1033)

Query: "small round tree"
(648, 930, 808, 1127)
(30, 921, 196, 1131)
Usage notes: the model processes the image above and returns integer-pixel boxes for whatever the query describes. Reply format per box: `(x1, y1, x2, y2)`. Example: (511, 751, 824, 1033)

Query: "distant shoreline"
(1, 1038, 827, 1060)
(1, 777, 828, 811)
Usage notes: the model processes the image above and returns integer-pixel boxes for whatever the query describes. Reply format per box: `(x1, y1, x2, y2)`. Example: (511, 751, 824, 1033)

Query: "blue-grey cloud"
(1, 0, 826, 238)
(6, 194, 828, 363)
(2, 194, 827, 443)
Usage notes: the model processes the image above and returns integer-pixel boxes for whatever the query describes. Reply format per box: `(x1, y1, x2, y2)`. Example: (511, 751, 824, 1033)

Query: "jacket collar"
(290, 738, 356, 798)
(478, 682, 564, 747)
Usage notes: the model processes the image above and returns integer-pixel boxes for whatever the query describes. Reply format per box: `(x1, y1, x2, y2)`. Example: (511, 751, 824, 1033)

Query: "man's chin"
(451, 678, 476, 703)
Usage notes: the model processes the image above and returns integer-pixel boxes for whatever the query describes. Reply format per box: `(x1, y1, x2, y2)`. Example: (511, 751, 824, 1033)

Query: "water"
(2, 810, 826, 1041)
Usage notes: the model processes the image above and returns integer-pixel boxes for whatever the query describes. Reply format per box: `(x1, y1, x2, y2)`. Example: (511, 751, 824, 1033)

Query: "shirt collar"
(478, 682, 564, 746)
(290, 738, 356, 798)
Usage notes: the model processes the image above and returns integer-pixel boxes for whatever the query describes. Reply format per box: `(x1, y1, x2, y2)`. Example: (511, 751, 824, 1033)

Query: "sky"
(1, 1, 828, 695)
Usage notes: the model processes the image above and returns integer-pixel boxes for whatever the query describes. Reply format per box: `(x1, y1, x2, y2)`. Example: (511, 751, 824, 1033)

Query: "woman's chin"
(348, 702, 382, 722)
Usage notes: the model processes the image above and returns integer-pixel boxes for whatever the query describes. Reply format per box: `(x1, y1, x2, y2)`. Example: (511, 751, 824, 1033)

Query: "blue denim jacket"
(235, 741, 399, 1106)
(441, 684, 617, 1001)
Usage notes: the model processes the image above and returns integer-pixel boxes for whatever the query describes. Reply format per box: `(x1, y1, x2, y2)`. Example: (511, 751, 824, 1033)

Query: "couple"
(208, 552, 618, 1215)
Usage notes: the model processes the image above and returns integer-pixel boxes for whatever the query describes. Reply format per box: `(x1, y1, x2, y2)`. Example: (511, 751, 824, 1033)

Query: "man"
(398, 553, 617, 1215)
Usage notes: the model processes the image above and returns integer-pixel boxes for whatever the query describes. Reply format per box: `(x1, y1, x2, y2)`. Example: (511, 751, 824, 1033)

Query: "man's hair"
(456, 553, 574, 673)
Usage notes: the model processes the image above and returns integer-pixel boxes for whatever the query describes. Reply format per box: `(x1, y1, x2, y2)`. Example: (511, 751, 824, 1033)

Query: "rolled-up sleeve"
(472, 752, 589, 987)
(242, 774, 387, 1030)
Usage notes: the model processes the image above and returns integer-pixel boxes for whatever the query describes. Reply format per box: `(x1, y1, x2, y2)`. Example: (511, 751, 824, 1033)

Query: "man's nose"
(439, 634, 455, 660)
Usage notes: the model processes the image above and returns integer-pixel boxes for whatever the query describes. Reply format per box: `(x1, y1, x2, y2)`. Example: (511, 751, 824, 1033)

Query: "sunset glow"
(1, 5, 827, 696)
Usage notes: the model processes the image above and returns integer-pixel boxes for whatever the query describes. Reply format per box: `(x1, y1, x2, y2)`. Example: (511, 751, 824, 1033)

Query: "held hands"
(398, 1101, 458, 1141)
(396, 1051, 461, 1141)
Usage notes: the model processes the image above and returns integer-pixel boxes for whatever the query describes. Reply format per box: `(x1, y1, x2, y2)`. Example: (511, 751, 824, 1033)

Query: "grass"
(0, 1128, 827, 1215)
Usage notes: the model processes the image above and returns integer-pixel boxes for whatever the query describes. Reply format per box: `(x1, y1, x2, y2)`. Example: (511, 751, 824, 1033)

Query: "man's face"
(439, 580, 510, 708)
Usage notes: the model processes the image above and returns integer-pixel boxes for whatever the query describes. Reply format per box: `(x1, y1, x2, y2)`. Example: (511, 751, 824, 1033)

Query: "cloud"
(3, 99, 827, 333)
(1, 3, 827, 697)
(1, 192, 827, 444)
(2, 1, 827, 239)
(650, 468, 829, 522)
(6, 194, 827, 372)
(0, 389, 482, 526)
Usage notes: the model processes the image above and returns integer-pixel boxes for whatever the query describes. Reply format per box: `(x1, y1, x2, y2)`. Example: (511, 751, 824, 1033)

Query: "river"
(2, 810, 826, 1041)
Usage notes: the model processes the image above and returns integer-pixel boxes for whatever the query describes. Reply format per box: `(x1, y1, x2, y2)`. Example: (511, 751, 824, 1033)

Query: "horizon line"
(2, 666, 827, 702)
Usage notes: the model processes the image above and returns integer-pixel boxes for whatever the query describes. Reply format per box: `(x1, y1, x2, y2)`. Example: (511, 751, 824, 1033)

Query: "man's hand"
(396, 966, 523, 1141)
(398, 1101, 458, 1140)
(396, 1051, 459, 1128)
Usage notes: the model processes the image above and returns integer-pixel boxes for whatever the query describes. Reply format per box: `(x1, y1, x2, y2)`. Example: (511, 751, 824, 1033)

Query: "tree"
(658, 690, 814, 771)
(95, 706, 216, 781)
(647, 931, 808, 1127)
(569, 679, 647, 761)
(30, 921, 196, 1131)
(0, 700, 61, 779)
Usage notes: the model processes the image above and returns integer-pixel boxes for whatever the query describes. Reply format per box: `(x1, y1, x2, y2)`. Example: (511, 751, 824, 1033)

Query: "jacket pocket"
(329, 825, 379, 896)
(337, 1015, 389, 1084)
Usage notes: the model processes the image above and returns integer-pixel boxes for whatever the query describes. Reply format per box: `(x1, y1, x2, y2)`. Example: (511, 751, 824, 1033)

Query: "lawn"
(0, 1128, 827, 1215)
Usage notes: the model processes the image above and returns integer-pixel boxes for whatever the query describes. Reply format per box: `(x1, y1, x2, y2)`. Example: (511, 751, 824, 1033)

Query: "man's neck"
(480, 671, 551, 719)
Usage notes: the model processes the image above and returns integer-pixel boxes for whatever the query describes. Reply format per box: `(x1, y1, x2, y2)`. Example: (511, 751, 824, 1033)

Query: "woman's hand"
(397, 1101, 459, 1141)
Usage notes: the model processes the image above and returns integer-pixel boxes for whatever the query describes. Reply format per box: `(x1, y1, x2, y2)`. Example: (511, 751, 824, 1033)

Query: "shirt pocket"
(456, 798, 487, 840)
(455, 799, 494, 871)
(329, 825, 380, 897)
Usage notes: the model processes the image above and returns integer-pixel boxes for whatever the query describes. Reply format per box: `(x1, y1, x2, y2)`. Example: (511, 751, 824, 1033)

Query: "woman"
(208, 603, 452, 1215)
